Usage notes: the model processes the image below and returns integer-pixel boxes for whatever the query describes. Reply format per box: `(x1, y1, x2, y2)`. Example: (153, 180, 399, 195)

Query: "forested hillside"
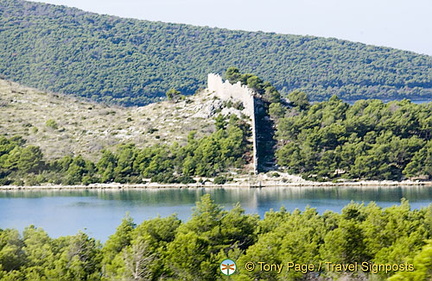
(275, 95, 432, 181)
(1, 0, 431, 106)
(222, 68, 432, 182)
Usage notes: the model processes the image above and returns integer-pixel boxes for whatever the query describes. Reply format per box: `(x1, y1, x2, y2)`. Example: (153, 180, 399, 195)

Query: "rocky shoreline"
(1, 179, 432, 191)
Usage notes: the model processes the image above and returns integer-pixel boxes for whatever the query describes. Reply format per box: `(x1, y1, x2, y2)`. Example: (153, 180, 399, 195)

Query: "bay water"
(0, 186, 431, 242)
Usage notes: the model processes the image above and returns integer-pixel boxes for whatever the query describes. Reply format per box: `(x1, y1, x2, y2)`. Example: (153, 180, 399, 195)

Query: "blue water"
(0, 186, 431, 242)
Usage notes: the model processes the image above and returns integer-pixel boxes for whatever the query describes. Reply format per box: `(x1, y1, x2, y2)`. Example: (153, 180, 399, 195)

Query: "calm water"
(1, 186, 432, 242)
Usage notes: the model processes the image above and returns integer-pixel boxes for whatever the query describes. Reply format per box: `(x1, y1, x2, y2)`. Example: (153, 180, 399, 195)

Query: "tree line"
(1, 0, 431, 106)
(275, 95, 432, 181)
(0, 195, 431, 280)
(0, 114, 251, 186)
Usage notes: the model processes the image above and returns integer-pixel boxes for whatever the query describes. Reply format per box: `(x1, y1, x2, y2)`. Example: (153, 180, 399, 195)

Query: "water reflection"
(0, 186, 431, 241)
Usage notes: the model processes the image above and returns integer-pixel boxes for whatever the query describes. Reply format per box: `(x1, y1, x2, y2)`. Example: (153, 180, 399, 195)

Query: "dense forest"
(1, 0, 431, 106)
(274, 94, 432, 181)
(0, 195, 431, 280)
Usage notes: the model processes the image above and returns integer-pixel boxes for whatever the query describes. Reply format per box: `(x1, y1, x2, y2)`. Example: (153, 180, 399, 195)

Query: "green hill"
(1, 0, 431, 106)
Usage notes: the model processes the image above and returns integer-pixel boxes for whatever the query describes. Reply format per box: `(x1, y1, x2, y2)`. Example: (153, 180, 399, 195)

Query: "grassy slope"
(0, 0, 431, 106)
(0, 78, 217, 160)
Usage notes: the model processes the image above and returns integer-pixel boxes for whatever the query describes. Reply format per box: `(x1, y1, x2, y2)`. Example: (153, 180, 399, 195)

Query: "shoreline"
(1, 179, 432, 191)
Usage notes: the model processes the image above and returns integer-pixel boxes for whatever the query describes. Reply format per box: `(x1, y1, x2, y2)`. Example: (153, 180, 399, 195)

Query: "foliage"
(0, 114, 251, 185)
(0, 197, 430, 280)
(44, 119, 58, 130)
(225, 67, 281, 104)
(0, 0, 431, 106)
(165, 88, 183, 103)
(0, 136, 45, 185)
(276, 97, 432, 181)
(389, 240, 432, 281)
(287, 90, 310, 110)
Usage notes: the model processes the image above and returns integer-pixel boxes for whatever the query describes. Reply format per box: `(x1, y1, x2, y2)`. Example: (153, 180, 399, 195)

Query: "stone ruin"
(207, 73, 259, 173)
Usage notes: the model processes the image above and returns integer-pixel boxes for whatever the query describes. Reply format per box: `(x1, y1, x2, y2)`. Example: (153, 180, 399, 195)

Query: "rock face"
(207, 74, 259, 173)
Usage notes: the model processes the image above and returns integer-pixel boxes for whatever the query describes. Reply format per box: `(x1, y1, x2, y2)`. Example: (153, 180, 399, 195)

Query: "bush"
(151, 172, 177, 183)
(213, 176, 227, 184)
(178, 175, 196, 184)
(45, 119, 58, 129)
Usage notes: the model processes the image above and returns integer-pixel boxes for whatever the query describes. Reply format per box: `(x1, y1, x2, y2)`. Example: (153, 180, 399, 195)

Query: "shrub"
(45, 119, 58, 129)
(213, 176, 227, 185)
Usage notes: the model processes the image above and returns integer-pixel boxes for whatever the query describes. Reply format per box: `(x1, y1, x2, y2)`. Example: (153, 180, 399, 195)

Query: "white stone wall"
(207, 73, 258, 173)
(207, 73, 255, 118)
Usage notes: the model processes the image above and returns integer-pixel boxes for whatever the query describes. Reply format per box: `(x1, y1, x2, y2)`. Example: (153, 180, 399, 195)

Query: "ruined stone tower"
(207, 73, 258, 173)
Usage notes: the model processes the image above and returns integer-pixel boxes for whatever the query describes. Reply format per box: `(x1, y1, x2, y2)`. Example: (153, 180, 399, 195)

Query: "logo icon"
(220, 259, 237, 276)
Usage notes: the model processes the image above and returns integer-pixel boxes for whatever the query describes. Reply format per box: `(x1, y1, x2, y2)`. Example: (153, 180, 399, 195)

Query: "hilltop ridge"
(1, 0, 431, 106)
